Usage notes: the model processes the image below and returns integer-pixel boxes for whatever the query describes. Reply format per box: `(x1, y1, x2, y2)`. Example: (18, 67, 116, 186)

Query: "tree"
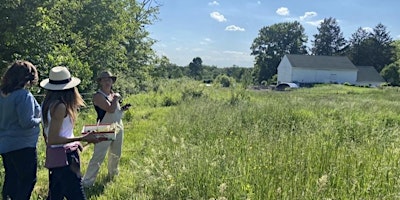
(152, 56, 183, 79)
(188, 57, 203, 80)
(0, 0, 160, 93)
(311, 17, 347, 56)
(250, 21, 308, 83)
(347, 23, 395, 72)
(394, 40, 400, 63)
(0, 0, 44, 67)
(380, 63, 400, 86)
(347, 27, 371, 65)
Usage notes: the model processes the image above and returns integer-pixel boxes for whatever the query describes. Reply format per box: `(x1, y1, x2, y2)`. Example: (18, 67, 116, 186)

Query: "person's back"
(0, 60, 41, 200)
(0, 88, 41, 154)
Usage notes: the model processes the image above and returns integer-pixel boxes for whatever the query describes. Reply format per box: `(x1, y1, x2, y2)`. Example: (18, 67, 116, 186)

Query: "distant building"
(355, 65, 385, 87)
(277, 54, 385, 87)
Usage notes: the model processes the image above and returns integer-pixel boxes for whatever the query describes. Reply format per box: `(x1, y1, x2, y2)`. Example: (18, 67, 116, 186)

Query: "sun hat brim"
(40, 77, 81, 90)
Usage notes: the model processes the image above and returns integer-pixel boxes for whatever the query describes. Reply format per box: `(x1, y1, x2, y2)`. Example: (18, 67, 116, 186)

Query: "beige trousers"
(82, 108, 124, 186)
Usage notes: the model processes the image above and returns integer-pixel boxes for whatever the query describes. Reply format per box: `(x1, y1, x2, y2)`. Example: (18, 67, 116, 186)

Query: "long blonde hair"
(41, 87, 85, 127)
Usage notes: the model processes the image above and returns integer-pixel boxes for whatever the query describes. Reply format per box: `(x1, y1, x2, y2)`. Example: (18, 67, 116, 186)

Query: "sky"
(147, 0, 400, 68)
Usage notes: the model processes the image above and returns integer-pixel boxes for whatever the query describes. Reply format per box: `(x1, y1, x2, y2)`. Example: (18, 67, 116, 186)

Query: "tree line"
(0, 0, 160, 95)
(153, 18, 399, 87)
(1, 2, 399, 91)
(249, 18, 399, 85)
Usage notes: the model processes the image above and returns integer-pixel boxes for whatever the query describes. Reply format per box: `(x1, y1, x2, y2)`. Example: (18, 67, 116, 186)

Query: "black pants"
(1, 147, 37, 200)
(47, 150, 86, 200)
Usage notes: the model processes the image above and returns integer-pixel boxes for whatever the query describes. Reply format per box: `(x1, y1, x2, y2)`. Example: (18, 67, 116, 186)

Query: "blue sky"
(148, 0, 400, 67)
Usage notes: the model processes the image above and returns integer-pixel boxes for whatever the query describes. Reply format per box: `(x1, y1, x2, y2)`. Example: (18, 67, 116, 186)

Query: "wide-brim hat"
(97, 71, 117, 82)
(40, 66, 81, 90)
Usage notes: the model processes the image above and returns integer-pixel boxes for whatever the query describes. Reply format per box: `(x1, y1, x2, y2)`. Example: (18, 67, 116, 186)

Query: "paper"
(82, 123, 117, 140)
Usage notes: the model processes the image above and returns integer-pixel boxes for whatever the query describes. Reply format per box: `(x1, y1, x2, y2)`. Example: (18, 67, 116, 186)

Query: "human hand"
(82, 132, 100, 143)
(121, 103, 131, 111)
(112, 93, 121, 102)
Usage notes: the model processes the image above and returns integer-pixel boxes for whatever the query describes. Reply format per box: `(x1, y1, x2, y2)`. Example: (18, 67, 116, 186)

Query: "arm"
(47, 103, 98, 145)
(93, 92, 120, 113)
(17, 92, 41, 128)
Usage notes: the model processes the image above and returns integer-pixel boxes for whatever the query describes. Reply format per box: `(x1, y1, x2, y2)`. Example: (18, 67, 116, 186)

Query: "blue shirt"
(0, 89, 41, 154)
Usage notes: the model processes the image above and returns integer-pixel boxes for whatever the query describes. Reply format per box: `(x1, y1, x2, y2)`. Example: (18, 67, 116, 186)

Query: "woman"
(82, 71, 130, 187)
(40, 66, 99, 200)
(0, 60, 41, 200)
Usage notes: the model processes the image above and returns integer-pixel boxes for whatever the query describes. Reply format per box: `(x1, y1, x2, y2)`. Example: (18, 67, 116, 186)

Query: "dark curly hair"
(0, 60, 38, 94)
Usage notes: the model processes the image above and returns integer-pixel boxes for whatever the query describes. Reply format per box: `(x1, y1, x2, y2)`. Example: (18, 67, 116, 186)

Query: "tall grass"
(2, 81, 400, 199)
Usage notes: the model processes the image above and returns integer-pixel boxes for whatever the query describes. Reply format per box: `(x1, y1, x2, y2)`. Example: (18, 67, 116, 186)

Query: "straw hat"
(40, 66, 81, 90)
(97, 71, 117, 82)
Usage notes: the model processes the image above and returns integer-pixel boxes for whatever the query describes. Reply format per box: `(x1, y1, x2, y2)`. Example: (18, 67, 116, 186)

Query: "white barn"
(277, 54, 357, 84)
(277, 54, 385, 86)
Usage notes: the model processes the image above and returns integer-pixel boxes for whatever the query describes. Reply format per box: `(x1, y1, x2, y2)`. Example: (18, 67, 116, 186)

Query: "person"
(40, 66, 99, 200)
(82, 71, 130, 187)
(0, 60, 41, 200)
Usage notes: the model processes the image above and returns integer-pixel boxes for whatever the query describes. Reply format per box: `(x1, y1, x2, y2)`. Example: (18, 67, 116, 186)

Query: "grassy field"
(3, 80, 400, 199)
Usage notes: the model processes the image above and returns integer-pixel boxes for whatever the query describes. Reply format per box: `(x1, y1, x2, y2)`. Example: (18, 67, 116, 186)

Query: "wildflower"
(219, 183, 227, 194)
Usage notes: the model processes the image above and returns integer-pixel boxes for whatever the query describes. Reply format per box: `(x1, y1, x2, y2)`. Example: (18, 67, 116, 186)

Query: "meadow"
(2, 80, 400, 199)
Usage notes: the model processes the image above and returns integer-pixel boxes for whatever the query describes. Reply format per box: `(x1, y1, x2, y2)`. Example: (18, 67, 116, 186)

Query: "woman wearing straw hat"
(0, 61, 41, 200)
(82, 70, 130, 187)
(40, 66, 99, 199)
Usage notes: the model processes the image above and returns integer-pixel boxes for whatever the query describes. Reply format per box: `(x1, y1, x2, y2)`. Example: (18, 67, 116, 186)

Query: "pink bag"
(44, 142, 82, 169)
(44, 146, 68, 168)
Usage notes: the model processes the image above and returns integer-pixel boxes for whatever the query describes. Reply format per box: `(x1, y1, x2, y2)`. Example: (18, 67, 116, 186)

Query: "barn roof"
(356, 66, 385, 82)
(285, 54, 357, 70)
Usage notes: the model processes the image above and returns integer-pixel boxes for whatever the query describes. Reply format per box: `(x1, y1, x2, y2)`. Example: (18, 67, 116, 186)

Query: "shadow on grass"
(84, 175, 114, 199)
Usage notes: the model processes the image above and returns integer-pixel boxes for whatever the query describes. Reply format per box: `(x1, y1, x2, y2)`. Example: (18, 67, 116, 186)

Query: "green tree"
(0, 1, 45, 68)
(380, 63, 400, 86)
(394, 40, 400, 63)
(188, 57, 203, 80)
(311, 17, 347, 56)
(250, 21, 308, 84)
(347, 27, 371, 65)
(152, 56, 183, 79)
(347, 23, 395, 72)
(0, 0, 160, 93)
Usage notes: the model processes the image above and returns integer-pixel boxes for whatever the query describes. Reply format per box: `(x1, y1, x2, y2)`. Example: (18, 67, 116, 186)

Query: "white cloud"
(257, 1, 261, 5)
(208, 1, 219, 6)
(200, 38, 213, 45)
(397, 34, 400, 39)
(210, 12, 227, 22)
(300, 11, 317, 21)
(305, 19, 324, 26)
(276, 7, 289, 16)
(362, 27, 373, 33)
(225, 25, 245, 31)
(223, 50, 246, 55)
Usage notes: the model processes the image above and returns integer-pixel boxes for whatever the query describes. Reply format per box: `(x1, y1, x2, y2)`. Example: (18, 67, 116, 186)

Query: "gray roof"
(285, 54, 358, 70)
(356, 66, 385, 82)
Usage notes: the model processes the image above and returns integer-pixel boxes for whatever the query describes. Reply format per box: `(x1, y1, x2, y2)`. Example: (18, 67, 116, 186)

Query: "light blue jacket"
(0, 89, 41, 154)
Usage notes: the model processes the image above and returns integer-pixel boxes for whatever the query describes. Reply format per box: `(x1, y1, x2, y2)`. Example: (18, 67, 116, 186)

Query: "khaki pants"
(82, 129, 123, 186)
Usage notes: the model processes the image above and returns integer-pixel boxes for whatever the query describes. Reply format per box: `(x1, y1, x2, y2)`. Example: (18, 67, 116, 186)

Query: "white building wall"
(292, 68, 357, 84)
(277, 56, 292, 83)
(355, 81, 383, 87)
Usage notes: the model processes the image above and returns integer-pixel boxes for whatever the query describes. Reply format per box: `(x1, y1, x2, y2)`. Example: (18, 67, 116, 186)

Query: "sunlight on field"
(3, 82, 400, 199)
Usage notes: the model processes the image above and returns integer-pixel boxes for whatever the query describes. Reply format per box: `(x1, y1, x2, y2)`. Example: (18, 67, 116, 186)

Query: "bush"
(215, 74, 235, 87)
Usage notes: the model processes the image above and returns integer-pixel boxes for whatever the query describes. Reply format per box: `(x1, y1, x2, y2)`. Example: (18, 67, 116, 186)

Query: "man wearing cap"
(82, 70, 130, 187)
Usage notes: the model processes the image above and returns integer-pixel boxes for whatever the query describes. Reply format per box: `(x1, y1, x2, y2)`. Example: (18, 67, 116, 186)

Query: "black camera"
(121, 103, 131, 110)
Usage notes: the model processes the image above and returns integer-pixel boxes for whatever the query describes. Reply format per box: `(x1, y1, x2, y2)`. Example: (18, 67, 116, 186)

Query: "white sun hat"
(40, 66, 81, 90)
